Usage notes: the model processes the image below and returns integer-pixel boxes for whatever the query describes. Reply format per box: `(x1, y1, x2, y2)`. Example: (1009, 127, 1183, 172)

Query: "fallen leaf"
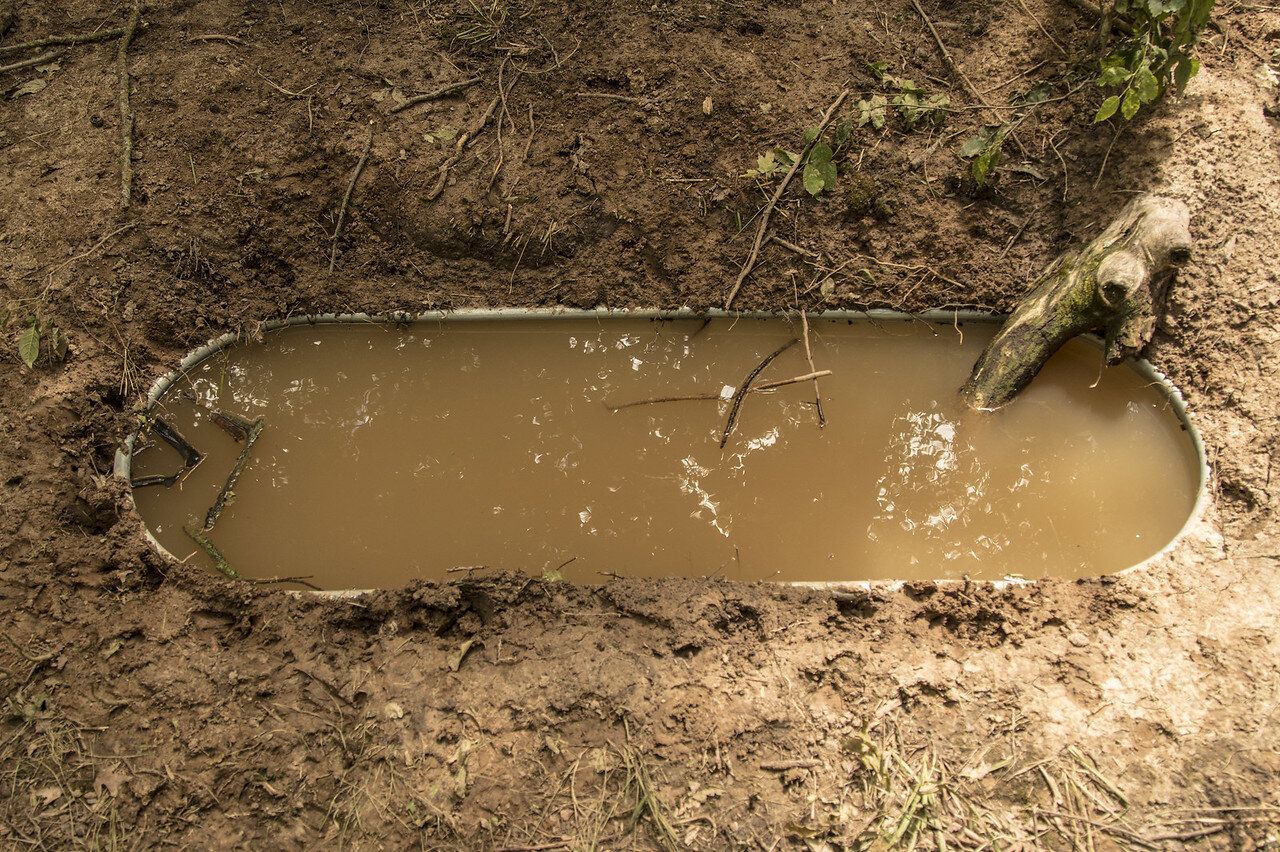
(34, 786, 61, 807)
(384, 700, 405, 720)
(702, 96, 713, 116)
(94, 764, 128, 798)
(10, 78, 47, 98)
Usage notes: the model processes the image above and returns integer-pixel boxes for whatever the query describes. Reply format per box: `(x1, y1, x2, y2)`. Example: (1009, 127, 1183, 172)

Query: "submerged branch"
(720, 338, 799, 448)
(203, 417, 265, 531)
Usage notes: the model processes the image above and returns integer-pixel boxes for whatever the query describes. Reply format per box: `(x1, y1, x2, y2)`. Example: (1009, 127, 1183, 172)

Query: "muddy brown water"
(128, 318, 1201, 589)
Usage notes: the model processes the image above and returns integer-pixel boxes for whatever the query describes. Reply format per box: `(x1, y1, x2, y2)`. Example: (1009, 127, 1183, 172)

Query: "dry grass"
(0, 686, 129, 850)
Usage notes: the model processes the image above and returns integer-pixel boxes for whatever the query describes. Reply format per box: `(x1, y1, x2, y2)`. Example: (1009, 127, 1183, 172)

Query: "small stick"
(116, 0, 142, 209)
(0, 49, 59, 74)
(253, 576, 322, 590)
(760, 759, 821, 771)
(605, 370, 832, 411)
(129, 473, 180, 489)
(1063, 0, 1133, 34)
(799, 310, 826, 427)
(573, 91, 647, 104)
(186, 34, 244, 46)
(389, 76, 481, 113)
(425, 88, 504, 201)
(152, 417, 202, 467)
(724, 90, 849, 309)
(184, 525, 241, 580)
(329, 121, 375, 273)
(909, 0, 982, 103)
(203, 418, 265, 531)
(769, 235, 819, 258)
(0, 27, 125, 57)
(720, 339, 798, 448)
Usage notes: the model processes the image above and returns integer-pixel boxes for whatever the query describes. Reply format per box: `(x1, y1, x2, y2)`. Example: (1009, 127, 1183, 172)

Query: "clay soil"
(2, 0, 1279, 848)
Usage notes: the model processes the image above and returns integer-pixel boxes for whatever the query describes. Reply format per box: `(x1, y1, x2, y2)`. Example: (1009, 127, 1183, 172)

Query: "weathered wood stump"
(961, 194, 1192, 410)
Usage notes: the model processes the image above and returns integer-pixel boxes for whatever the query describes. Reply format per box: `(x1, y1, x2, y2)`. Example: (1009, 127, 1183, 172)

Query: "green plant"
(4, 307, 66, 370)
(1094, 0, 1214, 121)
(958, 81, 1053, 188)
(884, 75, 950, 127)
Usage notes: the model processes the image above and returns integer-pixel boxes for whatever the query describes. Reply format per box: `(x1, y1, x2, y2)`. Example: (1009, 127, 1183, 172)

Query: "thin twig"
(0, 27, 124, 57)
(203, 418, 265, 531)
(720, 339, 799, 448)
(769, 234, 820, 258)
(573, 91, 647, 104)
(605, 370, 831, 411)
(186, 34, 244, 46)
(117, 0, 143, 209)
(909, 0, 986, 105)
(1011, 0, 1067, 54)
(1063, 0, 1133, 34)
(800, 310, 826, 427)
(0, 49, 60, 74)
(426, 83, 505, 201)
(389, 76, 481, 113)
(1093, 123, 1123, 190)
(254, 576, 323, 591)
(724, 90, 849, 309)
(329, 122, 375, 273)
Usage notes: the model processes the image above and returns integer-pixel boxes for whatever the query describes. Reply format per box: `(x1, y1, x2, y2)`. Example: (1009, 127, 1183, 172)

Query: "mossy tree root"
(961, 193, 1192, 410)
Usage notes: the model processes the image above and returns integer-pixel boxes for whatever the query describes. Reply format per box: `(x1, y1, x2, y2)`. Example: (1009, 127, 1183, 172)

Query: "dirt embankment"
(2, 0, 1279, 848)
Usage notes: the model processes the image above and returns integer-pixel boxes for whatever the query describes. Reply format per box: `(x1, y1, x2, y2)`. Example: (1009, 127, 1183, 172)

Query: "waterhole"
(128, 316, 1202, 589)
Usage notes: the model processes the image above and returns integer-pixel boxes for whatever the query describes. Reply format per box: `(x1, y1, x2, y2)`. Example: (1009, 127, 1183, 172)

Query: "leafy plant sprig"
(958, 81, 1052, 188)
(5, 311, 67, 370)
(1094, 0, 1214, 122)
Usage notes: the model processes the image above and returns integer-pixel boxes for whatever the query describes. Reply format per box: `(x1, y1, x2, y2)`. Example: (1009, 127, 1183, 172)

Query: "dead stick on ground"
(329, 121, 375, 273)
(909, 0, 985, 106)
(720, 339, 799, 448)
(0, 27, 125, 57)
(203, 418, 264, 531)
(799, 310, 826, 427)
(116, 0, 142, 209)
(389, 76, 481, 113)
(724, 90, 849, 309)
(0, 49, 60, 74)
(605, 370, 831, 411)
(187, 34, 244, 46)
(425, 61, 511, 201)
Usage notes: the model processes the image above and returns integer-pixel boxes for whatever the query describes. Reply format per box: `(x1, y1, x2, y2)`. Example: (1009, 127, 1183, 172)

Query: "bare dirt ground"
(2, 0, 1279, 848)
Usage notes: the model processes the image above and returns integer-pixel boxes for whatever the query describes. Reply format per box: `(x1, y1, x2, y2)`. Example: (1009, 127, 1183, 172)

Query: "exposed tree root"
(961, 193, 1192, 410)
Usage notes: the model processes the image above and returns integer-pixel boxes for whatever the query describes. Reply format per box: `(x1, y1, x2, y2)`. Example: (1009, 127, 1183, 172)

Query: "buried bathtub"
(117, 309, 1208, 591)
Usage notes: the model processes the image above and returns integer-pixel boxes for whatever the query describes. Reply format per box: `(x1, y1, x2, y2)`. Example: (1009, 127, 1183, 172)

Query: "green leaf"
(18, 323, 39, 369)
(832, 119, 854, 149)
(1173, 55, 1200, 92)
(971, 145, 1002, 187)
(866, 60, 889, 79)
(802, 127, 821, 144)
(1094, 95, 1122, 122)
(1134, 66, 1161, 103)
(802, 143, 837, 196)
(857, 95, 887, 130)
(1097, 56, 1133, 88)
(959, 126, 999, 157)
(1019, 81, 1053, 105)
(1120, 88, 1141, 120)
